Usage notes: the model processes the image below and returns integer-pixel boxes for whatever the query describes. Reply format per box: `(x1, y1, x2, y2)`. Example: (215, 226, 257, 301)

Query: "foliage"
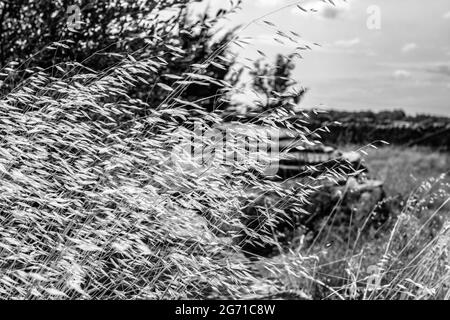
(250, 53, 307, 111)
(304, 110, 450, 150)
(0, 0, 238, 112)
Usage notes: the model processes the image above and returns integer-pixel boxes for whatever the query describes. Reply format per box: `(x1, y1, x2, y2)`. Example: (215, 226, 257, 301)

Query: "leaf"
(164, 44, 185, 54)
(263, 20, 276, 26)
(157, 83, 174, 92)
(77, 243, 102, 252)
(45, 288, 69, 297)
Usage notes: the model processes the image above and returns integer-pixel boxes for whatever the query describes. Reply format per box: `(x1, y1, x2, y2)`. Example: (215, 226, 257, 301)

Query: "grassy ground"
(309, 145, 450, 299)
(361, 146, 449, 198)
(251, 145, 450, 300)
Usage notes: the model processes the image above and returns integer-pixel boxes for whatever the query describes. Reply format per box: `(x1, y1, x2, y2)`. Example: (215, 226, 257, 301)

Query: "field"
(242, 145, 450, 300)
(352, 146, 449, 197)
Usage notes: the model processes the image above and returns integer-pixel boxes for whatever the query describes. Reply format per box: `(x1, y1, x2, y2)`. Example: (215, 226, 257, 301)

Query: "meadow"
(267, 145, 450, 299)
(362, 146, 449, 197)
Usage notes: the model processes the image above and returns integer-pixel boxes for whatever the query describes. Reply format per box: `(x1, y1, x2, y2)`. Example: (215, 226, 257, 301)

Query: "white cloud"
(393, 70, 412, 79)
(401, 43, 418, 53)
(443, 11, 450, 19)
(334, 38, 360, 48)
(380, 61, 450, 78)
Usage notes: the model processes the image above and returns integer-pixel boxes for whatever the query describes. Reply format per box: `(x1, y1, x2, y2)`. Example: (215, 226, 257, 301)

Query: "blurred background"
(194, 0, 450, 116)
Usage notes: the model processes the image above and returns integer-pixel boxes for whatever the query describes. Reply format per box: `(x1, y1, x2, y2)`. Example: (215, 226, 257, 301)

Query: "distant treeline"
(305, 110, 450, 150)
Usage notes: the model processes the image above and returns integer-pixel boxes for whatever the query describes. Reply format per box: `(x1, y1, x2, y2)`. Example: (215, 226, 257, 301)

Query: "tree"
(250, 53, 307, 112)
(0, 0, 240, 112)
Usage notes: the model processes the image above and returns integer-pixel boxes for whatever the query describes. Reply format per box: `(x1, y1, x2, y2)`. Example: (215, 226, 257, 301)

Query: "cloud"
(380, 61, 450, 79)
(443, 11, 450, 19)
(334, 38, 360, 48)
(401, 43, 418, 53)
(393, 70, 412, 80)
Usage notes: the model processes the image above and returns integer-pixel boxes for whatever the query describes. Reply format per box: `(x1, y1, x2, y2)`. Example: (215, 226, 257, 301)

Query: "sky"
(192, 0, 450, 116)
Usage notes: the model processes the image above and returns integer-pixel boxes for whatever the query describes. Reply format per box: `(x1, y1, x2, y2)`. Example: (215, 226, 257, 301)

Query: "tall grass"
(0, 1, 328, 299)
(0, 0, 448, 300)
(264, 175, 449, 300)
